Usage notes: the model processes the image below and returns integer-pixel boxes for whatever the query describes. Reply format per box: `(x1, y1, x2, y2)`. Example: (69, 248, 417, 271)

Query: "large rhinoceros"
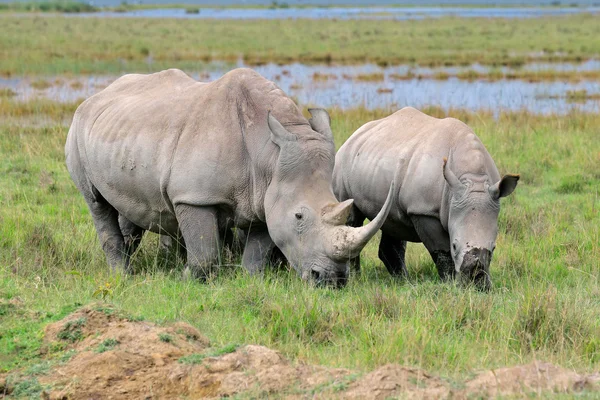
(333, 107, 518, 290)
(65, 68, 394, 286)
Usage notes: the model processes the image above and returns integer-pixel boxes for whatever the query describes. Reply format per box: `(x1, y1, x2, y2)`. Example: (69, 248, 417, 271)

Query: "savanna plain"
(1, 8, 600, 399)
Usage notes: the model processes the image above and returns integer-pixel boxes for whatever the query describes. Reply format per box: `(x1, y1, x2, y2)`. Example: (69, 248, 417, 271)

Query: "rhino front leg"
(175, 204, 221, 280)
(241, 228, 276, 275)
(346, 206, 366, 274)
(118, 215, 145, 269)
(378, 233, 408, 278)
(411, 215, 454, 281)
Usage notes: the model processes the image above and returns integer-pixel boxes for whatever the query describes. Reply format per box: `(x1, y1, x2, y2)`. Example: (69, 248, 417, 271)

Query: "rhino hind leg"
(86, 188, 128, 272)
(378, 234, 408, 278)
(159, 232, 186, 260)
(241, 227, 276, 275)
(175, 204, 221, 280)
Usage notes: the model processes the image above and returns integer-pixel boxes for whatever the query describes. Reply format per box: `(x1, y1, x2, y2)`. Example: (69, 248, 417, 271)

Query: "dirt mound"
(3, 305, 598, 399)
(344, 364, 450, 399)
(465, 361, 600, 398)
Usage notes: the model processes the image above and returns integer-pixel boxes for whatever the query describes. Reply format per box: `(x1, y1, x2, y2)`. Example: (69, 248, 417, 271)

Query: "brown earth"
(2, 304, 598, 399)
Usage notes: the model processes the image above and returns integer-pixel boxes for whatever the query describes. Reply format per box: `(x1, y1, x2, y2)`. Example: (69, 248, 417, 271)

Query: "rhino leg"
(241, 228, 276, 275)
(431, 250, 454, 281)
(411, 215, 454, 282)
(118, 215, 145, 269)
(175, 204, 221, 280)
(86, 188, 127, 272)
(378, 234, 408, 278)
(221, 219, 245, 258)
(346, 206, 366, 274)
(159, 232, 186, 259)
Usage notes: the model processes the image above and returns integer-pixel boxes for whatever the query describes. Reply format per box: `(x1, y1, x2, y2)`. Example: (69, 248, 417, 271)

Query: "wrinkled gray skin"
(65, 68, 394, 286)
(333, 107, 519, 290)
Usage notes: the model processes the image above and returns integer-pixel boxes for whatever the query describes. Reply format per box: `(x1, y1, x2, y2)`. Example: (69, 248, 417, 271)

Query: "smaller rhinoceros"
(333, 107, 519, 290)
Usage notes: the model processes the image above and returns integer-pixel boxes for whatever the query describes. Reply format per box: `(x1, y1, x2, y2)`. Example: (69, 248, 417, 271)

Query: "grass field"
(1, 13, 599, 76)
(1, 96, 599, 388)
(1, 7, 599, 396)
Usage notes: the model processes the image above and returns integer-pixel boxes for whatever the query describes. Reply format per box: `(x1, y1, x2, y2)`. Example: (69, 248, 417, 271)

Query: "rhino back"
(335, 107, 499, 230)
(67, 68, 304, 231)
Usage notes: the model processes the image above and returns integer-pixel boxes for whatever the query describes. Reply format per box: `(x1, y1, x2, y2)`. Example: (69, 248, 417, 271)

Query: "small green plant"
(96, 338, 119, 353)
(158, 333, 173, 343)
(185, 7, 199, 14)
(57, 317, 86, 342)
(178, 343, 239, 365)
(94, 305, 115, 315)
(178, 353, 206, 365)
(24, 362, 51, 376)
(59, 349, 77, 363)
(12, 377, 44, 398)
(210, 343, 239, 357)
(92, 282, 114, 300)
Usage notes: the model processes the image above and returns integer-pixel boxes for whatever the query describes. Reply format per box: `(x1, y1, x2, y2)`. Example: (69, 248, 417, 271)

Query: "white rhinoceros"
(65, 68, 394, 286)
(333, 107, 518, 290)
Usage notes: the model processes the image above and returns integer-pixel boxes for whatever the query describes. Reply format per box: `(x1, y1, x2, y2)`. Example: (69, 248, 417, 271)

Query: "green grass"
(158, 333, 173, 343)
(0, 1, 98, 13)
(178, 343, 239, 364)
(1, 13, 599, 75)
(95, 338, 119, 353)
(0, 99, 598, 385)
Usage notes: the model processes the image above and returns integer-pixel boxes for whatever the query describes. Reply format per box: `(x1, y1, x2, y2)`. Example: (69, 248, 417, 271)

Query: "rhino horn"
(268, 111, 297, 146)
(322, 199, 354, 225)
(329, 180, 396, 260)
(308, 108, 333, 143)
(442, 157, 462, 190)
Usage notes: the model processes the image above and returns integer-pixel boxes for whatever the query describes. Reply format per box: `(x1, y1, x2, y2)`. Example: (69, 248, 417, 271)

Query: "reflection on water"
(2, 62, 599, 115)
(66, 6, 600, 20)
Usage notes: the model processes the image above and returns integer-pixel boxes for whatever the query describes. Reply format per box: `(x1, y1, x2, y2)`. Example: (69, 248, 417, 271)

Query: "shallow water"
(64, 6, 600, 20)
(2, 62, 599, 115)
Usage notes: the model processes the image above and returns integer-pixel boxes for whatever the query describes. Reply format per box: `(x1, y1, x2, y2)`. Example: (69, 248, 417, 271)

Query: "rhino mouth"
(459, 248, 492, 292)
(303, 265, 349, 289)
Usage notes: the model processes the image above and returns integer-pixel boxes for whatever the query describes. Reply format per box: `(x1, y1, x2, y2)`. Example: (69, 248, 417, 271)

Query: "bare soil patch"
(2, 304, 598, 399)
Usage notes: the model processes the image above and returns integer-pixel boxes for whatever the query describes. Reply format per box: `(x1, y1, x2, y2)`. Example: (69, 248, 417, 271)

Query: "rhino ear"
(489, 174, 519, 199)
(322, 199, 354, 225)
(268, 111, 296, 146)
(443, 157, 462, 190)
(308, 108, 333, 143)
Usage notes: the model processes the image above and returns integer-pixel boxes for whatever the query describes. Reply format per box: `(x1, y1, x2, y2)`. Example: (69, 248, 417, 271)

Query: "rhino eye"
(295, 213, 303, 220)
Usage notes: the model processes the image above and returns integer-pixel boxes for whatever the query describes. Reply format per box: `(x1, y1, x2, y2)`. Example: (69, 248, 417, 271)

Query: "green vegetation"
(57, 318, 86, 342)
(392, 68, 600, 82)
(178, 343, 239, 364)
(1, 14, 599, 75)
(158, 333, 173, 343)
(0, 97, 598, 383)
(0, 1, 97, 13)
(95, 338, 119, 353)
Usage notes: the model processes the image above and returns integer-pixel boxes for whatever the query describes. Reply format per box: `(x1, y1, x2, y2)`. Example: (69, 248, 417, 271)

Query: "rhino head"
(443, 158, 519, 291)
(264, 109, 394, 287)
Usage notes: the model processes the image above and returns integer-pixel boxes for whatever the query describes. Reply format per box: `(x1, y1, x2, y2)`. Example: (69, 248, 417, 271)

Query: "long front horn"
(328, 179, 396, 260)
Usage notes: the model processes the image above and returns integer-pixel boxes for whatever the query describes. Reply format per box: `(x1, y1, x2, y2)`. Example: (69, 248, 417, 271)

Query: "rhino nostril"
(311, 269, 321, 281)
